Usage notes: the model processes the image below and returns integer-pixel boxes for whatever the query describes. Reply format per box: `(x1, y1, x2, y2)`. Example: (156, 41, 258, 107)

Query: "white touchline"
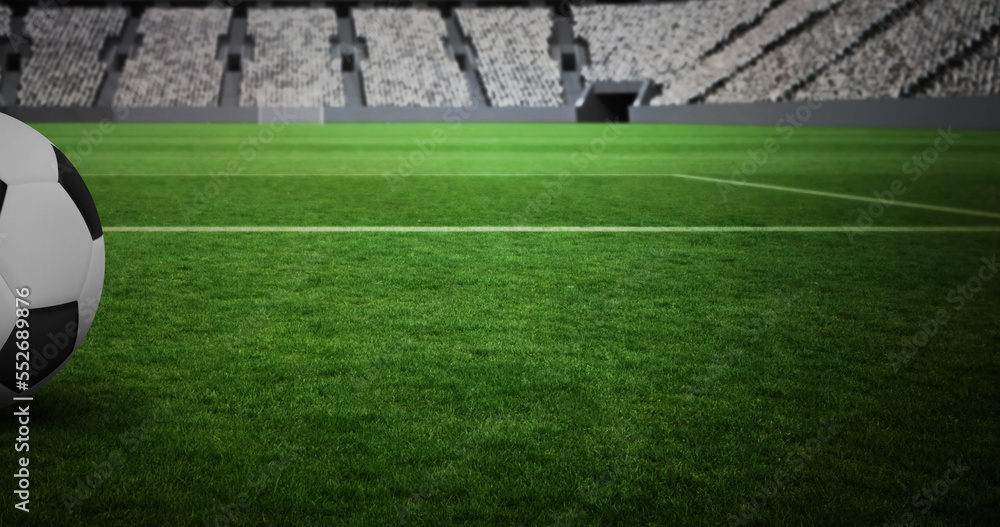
(104, 226, 1000, 233)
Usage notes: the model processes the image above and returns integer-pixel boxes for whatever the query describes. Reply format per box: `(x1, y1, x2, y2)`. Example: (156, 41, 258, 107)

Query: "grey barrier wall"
(323, 106, 577, 123)
(0, 106, 579, 123)
(5, 97, 1000, 129)
(630, 96, 1000, 130)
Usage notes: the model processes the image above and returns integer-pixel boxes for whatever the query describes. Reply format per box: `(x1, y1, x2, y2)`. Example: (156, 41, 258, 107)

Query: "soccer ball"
(0, 113, 105, 407)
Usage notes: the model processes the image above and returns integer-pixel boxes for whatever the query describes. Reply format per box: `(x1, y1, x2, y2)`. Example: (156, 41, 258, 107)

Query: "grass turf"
(1, 123, 999, 526)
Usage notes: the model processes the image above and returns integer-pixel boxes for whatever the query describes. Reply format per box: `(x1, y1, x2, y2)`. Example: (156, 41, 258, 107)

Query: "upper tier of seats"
(654, 0, 842, 105)
(922, 31, 1000, 99)
(793, 0, 1000, 102)
(705, 0, 912, 104)
(573, 1, 775, 86)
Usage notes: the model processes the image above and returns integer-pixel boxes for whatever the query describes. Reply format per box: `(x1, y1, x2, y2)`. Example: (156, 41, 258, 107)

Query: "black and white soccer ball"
(0, 113, 104, 407)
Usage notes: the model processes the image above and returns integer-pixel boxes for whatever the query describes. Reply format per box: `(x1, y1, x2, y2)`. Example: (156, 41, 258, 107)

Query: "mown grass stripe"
(87, 171, 1000, 220)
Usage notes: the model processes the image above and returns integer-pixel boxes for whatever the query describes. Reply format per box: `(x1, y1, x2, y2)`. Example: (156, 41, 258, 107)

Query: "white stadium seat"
(114, 8, 231, 107)
(241, 8, 345, 108)
(18, 7, 127, 107)
(354, 8, 471, 107)
(455, 7, 563, 107)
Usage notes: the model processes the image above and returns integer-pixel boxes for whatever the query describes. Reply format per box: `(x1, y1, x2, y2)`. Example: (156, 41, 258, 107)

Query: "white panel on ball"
(0, 113, 59, 185)
(75, 236, 106, 350)
(0, 182, 94, 307)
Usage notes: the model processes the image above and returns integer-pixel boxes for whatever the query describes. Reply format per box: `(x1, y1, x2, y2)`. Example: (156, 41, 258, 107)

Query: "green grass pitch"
(2, 122, 999, 526)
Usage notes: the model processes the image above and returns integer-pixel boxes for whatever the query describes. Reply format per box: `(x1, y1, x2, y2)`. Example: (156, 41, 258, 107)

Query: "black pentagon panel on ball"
(0, 180, 6, 216)
(53, 145, 103, 240)
(0, 301, 79, 394)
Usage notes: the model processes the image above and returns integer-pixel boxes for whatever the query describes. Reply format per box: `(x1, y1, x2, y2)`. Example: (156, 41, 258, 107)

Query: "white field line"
(657, 173, 1000, 220)
(104, 226, 1000, 233)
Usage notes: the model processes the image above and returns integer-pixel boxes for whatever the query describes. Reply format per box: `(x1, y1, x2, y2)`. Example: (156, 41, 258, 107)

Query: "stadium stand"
(654, 0, 842, 105)
(0, 5, 9, 91)
(705, 0, 911, 104)
(922, 31, 1000, 98)
(0, 6, 9, 39)
(18, 7, 127, 106)
(793, 0, 1000, 101)
(354, 8, 472, 107)
(1, 1, 998, 119)
(573, 1, 775, 85)
(114, 7, 231, 107)
(455, 7, 563, 107)
(240, 8, 345, 108)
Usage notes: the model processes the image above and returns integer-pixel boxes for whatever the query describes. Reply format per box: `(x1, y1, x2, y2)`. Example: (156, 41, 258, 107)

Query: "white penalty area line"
(656, 173, 1000, 221)
(104, 226, 1000, 233)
